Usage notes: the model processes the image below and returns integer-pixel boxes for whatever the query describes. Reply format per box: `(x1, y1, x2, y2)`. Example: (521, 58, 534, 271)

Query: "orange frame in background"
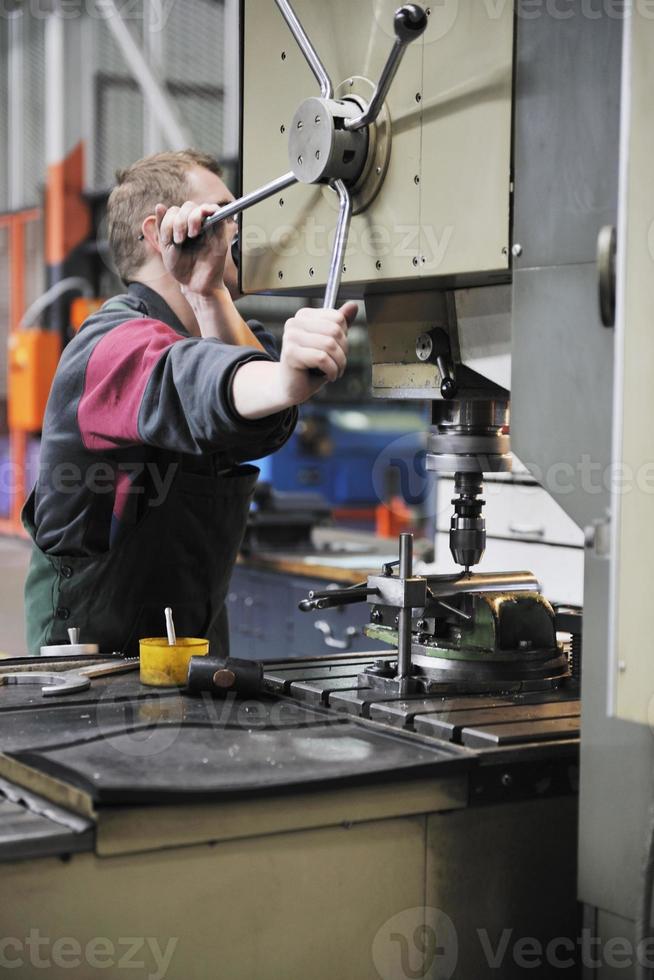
(0, 208, 42, 539)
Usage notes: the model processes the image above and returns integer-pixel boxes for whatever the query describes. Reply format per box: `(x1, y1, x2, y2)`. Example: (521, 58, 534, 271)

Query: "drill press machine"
(196, 0, 571, 699)
(298, 360, 568, 697)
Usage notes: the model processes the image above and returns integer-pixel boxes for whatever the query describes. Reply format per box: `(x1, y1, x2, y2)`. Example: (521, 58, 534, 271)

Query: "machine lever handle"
(345, 5, 428, 131)
(322, 179, 353, 311)
(298, 585, 375, 612)
(306, 178, 353, 377)
(273, 0, 333, 98)
(200, 171, 298, 234)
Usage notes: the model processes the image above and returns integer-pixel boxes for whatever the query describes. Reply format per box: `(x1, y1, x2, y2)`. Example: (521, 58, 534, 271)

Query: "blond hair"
(107, 149, 223, 281)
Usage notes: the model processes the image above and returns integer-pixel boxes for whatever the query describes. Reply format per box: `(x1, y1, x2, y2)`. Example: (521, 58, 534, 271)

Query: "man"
(24, 149, 355, 656)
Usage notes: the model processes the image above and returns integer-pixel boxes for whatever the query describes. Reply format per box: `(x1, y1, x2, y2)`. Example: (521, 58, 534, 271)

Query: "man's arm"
(75, 316, 296, 459)
(155, 200, 266, 348)
(183, 287, 266, 352)
(231, 304, 357, 420)
(156, 199, 358, 422)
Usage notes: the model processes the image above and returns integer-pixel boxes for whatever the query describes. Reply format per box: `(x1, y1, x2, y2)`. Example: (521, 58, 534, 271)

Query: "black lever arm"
(298, 583, 378, 612)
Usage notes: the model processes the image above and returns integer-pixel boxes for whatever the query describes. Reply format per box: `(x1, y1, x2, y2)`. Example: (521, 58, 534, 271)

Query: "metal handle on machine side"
(345, 4, 428, 131)
(201, 171, 299, 233)
(298, 584, 375, 612)
(201, 174, 351, 318)
(202, 3, 430, 355)
(306, 178, 353, 376)
(201, 2, 426, 294)
(323, 179, 353, 310)
(274, 0, 333, 98)
(205, 0, 418, 306)
(272, 2, 419, 306)
(200, 0, 341, 244)
(274, 0, 427, 134)
(200, 170, 351, 377)
(314, 621, 360, 650)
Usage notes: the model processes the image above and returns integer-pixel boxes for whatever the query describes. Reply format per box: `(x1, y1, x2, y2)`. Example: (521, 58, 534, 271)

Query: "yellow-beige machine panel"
(241, 0, 513, 293)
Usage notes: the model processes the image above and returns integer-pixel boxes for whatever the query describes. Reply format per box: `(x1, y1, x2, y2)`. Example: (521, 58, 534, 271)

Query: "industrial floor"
(0, 537, 30, 658)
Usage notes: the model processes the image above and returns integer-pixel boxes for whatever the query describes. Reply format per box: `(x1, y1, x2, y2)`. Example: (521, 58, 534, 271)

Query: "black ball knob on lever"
(394, 4, 429, 41)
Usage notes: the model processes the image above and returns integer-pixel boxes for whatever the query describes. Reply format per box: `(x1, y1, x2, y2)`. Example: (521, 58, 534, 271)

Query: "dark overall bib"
(23, 455, 259, 656)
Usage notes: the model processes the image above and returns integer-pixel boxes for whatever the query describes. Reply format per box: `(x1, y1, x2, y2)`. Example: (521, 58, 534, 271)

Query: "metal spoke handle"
(345, 5, 428, 131)
(201, 171, 298, 233)
(274, 0, 333, 98)
(200, 171, 351, 311)
(200, 2, 425, 308)
(194, 2, 424, 369)
(323, 179, 352, 309)
(304, 178, 353, 377)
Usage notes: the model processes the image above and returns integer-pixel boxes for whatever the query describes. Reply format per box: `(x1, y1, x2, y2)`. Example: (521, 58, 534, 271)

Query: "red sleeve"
(77, 318, 178, 451)
(77, 314, 297, 459)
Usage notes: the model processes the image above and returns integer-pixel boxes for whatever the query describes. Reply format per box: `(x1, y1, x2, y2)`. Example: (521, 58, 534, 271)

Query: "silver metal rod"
(396, 532, 414, 684)
(435, 599, 472, 622)
(202, 171, 298, 232)
(344, 5, 428, 131)
(399, 531, 413, 578)
(345, 38, 405, 131)
(425, 570, 541, 599)
(274, 0, 333, 99)
(322, 179, 352, 309)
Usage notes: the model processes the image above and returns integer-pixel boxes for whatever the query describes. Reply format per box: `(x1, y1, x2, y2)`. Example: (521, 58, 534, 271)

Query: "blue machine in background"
(255, 402, 433, 510)
(235, 307, 436, 523)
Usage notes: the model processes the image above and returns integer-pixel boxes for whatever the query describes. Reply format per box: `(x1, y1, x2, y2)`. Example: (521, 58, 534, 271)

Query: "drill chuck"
(449, 516, 486, 569)
(449, 473, 486, 570)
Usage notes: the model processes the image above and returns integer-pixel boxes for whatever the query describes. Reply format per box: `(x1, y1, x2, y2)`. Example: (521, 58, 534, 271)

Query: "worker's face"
(185, 166, 240, 298)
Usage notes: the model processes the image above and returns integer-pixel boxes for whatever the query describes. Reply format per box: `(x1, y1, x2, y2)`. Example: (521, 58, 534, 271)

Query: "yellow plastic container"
(139, 637, 209, 687)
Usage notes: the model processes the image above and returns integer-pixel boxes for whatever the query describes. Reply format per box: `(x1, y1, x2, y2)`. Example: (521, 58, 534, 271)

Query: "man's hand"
(231, 302, 359, 421)
(155, 201, 234, 296)
(277, 302, 358, 403)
